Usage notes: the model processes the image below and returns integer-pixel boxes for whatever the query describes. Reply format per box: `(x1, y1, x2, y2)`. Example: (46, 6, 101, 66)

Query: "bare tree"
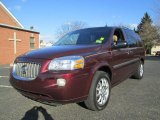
(56, 21, 87, 38)
(151, 0, 160, 46)
(139, 22, 159, 53)
(137, 13, 159, 54)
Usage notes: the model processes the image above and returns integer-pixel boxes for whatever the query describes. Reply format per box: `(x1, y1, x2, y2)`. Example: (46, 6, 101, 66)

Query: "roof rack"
(119, 26, 131, 30)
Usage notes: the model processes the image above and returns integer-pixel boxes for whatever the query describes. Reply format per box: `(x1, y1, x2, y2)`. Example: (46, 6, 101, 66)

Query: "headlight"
(48, 56, 84, 70)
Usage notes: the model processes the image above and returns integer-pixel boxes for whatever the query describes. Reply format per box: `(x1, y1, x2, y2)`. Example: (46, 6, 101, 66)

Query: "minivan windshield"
(54, 27, 111, 46)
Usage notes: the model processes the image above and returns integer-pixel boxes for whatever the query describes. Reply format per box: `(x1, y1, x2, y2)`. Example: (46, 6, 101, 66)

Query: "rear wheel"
(132, 61, 144, 79)
(84, 71, 111, 111)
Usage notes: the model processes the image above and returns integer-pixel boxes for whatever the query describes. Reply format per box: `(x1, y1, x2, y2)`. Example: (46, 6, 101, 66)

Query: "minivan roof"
(78, 26, 133, 31)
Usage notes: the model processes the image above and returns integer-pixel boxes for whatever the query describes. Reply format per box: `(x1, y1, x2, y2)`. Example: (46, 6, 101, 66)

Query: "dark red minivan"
(10, 27, 145, 111)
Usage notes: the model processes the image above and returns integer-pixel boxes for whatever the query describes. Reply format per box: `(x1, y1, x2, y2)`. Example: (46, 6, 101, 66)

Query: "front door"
(109, 28, 131, 84)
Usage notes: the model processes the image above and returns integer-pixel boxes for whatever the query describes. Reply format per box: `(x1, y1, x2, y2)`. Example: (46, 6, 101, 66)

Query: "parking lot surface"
(0, 56, 160, 120)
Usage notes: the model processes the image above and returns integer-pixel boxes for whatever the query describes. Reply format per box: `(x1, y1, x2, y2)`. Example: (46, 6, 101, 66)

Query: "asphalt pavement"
(0, 56, 160, 120)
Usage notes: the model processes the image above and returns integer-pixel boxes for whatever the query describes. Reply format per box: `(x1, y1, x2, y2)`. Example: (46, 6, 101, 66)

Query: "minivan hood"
(21, 45, 101, 59)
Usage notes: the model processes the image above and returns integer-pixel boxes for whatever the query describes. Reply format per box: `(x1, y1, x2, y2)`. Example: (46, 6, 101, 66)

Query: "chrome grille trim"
(12, 62, 41, 81)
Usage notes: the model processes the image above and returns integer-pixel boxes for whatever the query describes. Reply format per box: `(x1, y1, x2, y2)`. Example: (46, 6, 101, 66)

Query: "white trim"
(0, 1, 24, 28)
(4, 67, 10, 69)
(0, 23, 39, 33)
(0, 76, 9, 78)
(0, 85, 13, 88)
(0, 67, 10, 69)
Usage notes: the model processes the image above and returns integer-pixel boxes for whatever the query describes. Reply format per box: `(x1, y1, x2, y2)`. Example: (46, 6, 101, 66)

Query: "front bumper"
(9, 58, 91, 104)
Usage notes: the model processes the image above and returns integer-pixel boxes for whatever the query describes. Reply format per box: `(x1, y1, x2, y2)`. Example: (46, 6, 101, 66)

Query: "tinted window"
(54, 28, 111, 45)
(124, 29, 142, 47)
(133, 33, 142, 47)
(124, 29, 136, 47)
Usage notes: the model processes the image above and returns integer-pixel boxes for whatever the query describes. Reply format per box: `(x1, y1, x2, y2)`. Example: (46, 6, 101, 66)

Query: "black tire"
(132, 61, 144, 79)
(84, 71, 111, 111)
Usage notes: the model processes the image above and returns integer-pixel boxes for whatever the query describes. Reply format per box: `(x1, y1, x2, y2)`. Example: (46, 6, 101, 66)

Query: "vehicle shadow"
(145, 56, 160, 61)
(77, 102, 88, 110)
(21, 106, 54, 120)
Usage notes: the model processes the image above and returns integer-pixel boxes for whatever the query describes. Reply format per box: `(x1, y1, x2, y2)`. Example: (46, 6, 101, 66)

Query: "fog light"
(57, 78, 66, 87)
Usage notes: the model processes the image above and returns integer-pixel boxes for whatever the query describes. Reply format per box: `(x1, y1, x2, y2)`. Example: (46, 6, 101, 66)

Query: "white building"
(40, 41, 53, 48)
(151, 43, 160, 55)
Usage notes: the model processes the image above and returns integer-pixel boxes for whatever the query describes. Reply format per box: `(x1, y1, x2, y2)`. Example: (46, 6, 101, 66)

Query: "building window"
(30, 37, 35, 49)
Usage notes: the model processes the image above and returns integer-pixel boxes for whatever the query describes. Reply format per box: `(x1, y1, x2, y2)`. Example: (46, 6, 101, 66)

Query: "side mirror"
(112, 41, 128, 49)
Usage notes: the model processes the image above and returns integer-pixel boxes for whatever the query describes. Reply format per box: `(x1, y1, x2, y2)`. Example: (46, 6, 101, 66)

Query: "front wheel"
(84, 71, 111, 111)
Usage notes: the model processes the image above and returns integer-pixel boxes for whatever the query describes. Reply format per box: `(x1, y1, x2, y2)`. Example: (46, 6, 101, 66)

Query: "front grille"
(13, 62, 41, 80)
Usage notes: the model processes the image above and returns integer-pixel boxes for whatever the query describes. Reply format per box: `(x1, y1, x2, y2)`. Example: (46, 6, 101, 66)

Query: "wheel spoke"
(96, 87, 101, 91)
(102, 79, 106, 87)
(104, 90, 109, 98)
(103, 79, 107, 87)
(99, 97, 103, 105)
(96, 91, 101, 97)
(103, 96, 106, 104)
(102, 79, 104, 86)
(97, 95, 102, 103)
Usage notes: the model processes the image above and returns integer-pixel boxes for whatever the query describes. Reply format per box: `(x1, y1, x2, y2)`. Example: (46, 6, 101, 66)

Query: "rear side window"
(124, 29, 142, 47)
(133, 33, 142, 47)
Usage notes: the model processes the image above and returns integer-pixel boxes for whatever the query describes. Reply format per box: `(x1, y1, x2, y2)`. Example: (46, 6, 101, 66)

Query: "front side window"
(112, 29, 125, 46)
(54, 28, 111, 46)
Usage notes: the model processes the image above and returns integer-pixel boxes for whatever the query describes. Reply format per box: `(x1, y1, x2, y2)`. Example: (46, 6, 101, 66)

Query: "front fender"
(85, 61, 113, 96)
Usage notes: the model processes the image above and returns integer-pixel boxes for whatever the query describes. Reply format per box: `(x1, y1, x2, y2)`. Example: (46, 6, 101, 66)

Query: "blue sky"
(1, 0, 156, 41)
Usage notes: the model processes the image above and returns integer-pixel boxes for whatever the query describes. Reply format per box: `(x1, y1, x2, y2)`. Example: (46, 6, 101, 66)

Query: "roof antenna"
(105, 24, 107, 27)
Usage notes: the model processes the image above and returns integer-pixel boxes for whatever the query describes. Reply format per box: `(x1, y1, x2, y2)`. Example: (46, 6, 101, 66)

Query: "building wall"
(0, 26, 39, 65)
(151, 45, 160, 55)
(0, 5, 22, 28)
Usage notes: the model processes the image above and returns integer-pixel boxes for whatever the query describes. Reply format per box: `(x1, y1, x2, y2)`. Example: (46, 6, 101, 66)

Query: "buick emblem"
(21, 65, 28, 74)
